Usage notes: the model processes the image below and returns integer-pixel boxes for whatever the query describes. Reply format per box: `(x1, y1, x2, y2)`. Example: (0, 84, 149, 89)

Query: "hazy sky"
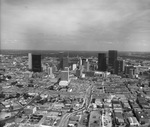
(1, 0, 150, 51)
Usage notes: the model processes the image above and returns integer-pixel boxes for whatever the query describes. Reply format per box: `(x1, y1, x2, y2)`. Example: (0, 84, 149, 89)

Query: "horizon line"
(1, 49, 150, 53)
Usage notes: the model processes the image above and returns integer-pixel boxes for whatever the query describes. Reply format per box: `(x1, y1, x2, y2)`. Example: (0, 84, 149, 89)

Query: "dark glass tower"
(60, 57, 69, 70)
(32, 54, 41, 72)
(98, 53, 107, 71)
(108, 50, 118, 68)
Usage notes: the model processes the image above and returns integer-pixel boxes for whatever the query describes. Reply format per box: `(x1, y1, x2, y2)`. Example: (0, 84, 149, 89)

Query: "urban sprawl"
(0, 50, 150, 127)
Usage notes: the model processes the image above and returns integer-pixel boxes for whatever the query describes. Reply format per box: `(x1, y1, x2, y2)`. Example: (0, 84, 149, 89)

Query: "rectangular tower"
(48, 67, 53, 76)
(114, 59, 126, 75)
(28, 53, 32, 70)
(98, 53, 107, 72)
(108, 50, 118, 68)
(32, 54, 41, 72)
(60, 57, 69, 70)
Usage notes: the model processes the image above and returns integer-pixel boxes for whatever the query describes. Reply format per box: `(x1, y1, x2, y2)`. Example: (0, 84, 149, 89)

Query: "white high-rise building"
(28, 53, 32, 70)
(85, 60, 90, 71)
(48, 67, 54, 78)
(72, 64, 77, 70)
(79, 57, 82, 66)
(48, 67, 52, 76)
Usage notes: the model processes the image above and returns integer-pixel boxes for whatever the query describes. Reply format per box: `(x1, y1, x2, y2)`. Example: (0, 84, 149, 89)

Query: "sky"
(1, 0, 150, 51)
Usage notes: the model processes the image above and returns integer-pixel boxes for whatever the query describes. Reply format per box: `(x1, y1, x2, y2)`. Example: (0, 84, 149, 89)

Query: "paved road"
(0, 83, 93, 126)
(0, 90, 45, 123)
(59, 107, 85, 127)
(58, 84, 93, 127)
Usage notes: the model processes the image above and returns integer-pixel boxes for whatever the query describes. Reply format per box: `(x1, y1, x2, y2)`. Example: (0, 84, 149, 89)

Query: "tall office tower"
(32, 54, 41, 72)
(114, 59, 126, 75)
(72, 64, 77, 70)
(60, 57, 69, 70)
(63, 57, 69, 70)
(85, 60, 90, 71)
(79, 57, 82, 66)
(82, 58, 86, 66)
(108, 50, 118, 69)
(48, 67, 53, 76)
(59, 52, 64, 70)
(98, 53, 107, 71)
(28, 53, 32, 70)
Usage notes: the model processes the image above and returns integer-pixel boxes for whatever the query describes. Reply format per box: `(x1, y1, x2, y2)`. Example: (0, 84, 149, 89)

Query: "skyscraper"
(28, 53, 32, 70)
(108, 50, 118, 69)
(48, 67, 53, 76)
(59, 52, 64, 70)
(82, 58, 86, 66)
(79, 57, 82, 66)
(114, 59, 125, 75)
(32, 54, 41, 72)
(72, 64, 77, 70)
(98, 53, 107, 72)
(85, 60, 90, 71)
(60, 57, 69, 70)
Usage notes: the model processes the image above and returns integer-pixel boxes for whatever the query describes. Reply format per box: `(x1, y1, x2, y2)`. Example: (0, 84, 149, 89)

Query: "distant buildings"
(98, 53, 107, 72)
(114, 59, 126, 75)
(28, 53, 41, 72)
(125, 65, 134, 74)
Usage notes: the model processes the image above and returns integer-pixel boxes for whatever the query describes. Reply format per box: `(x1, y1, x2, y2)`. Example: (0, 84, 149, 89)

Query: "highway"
(58, 106, 85, 127)
(58, 84, 93, 127)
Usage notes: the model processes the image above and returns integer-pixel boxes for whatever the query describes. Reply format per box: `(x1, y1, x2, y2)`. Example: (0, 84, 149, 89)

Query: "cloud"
(1, 0, 150, 51)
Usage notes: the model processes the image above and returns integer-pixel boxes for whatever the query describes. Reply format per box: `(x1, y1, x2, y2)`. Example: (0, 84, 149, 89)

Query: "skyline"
(1, 0, 150, 51)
